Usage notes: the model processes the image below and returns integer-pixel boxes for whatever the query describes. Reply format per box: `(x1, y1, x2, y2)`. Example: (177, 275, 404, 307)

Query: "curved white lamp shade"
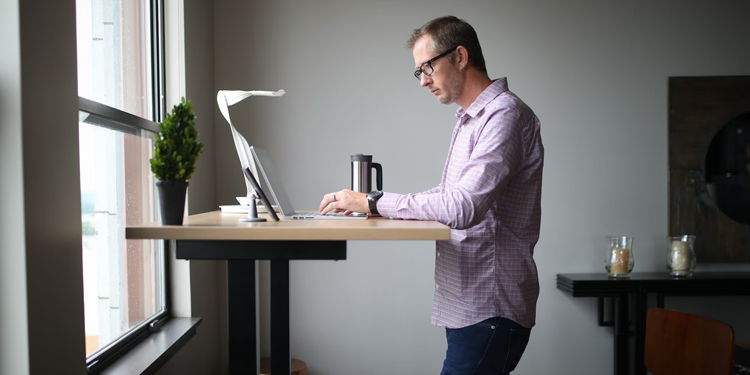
(216, 89, 285, 203)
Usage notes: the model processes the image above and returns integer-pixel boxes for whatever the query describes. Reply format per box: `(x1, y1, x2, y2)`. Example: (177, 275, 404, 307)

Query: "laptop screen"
(249, 146, 297, 216)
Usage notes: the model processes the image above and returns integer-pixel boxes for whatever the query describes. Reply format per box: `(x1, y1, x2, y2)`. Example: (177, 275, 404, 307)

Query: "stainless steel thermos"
(351, 154, 382, 193)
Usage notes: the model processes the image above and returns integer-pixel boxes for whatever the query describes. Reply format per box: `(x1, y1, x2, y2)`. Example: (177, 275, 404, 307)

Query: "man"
(319, 16, 543, 375)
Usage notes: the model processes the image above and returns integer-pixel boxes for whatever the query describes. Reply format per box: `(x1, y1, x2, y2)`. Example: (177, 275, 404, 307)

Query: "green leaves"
(150, 97, 204, 181)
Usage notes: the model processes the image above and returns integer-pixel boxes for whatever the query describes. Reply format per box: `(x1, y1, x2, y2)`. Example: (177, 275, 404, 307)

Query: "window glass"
(79, 118, 165, 357)
(76, 0, 154, 120)
(76, 0, 166, 359)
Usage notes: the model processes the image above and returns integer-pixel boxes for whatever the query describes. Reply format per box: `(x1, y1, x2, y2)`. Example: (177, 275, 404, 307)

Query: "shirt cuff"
(376, 192, 401, 218)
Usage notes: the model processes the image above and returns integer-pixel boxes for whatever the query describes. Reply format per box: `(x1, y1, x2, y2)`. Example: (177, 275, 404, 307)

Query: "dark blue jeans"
(441, 316, 531, 375)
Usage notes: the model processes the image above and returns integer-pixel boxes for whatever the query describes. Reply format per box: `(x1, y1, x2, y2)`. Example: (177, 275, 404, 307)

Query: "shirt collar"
(455, 77, 509, 119)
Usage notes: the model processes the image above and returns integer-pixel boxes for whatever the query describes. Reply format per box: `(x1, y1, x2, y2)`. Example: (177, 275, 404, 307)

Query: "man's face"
(412, 35, 464, 105)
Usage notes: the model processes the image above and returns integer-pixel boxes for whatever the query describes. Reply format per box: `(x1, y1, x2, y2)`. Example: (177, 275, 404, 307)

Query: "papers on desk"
(220, 205, 280, 214)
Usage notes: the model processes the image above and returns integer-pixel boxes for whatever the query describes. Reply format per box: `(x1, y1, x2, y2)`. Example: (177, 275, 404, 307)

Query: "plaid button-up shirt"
(377, 78, 543, 328)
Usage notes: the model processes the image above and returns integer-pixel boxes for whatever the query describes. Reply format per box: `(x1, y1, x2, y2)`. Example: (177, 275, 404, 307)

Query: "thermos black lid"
(351, 154, 372, 162)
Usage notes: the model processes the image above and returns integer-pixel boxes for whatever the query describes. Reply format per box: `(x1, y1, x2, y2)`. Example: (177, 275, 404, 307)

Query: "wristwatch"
(367, 190, 383, 215)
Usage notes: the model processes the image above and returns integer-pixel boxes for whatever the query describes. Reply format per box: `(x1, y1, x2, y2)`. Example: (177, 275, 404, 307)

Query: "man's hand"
(319, 189, 369, 216)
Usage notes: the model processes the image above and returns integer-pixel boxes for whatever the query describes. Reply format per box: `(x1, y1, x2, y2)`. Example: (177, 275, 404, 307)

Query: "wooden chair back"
(645, 307, 735, 375)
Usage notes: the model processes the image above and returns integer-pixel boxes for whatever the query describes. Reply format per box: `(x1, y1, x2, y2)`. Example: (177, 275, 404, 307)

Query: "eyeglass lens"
(414, 62, 434, 80)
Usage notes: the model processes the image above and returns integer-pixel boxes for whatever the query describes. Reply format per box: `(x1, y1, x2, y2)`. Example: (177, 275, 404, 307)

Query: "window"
(76, 0, 168, 372)
(76, 0, 164, 120)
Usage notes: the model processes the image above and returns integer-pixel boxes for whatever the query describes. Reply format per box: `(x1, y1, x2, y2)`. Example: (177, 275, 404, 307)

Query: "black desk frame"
(177, 240, 347, 375)
(557, 272, 750, 375)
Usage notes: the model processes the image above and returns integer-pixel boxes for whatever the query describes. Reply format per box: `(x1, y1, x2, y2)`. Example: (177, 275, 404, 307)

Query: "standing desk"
(126, 211, 450, 375)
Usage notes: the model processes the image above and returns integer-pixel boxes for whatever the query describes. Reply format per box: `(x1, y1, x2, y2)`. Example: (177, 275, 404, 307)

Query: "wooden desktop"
(126, 210, 450, 375)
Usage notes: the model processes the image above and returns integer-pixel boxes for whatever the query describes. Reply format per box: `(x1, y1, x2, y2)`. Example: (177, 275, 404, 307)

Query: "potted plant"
(150, 97, 203, 225)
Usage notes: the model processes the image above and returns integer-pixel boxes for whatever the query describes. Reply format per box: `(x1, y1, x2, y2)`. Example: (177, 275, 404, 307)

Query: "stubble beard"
(439, 64, 465, 105)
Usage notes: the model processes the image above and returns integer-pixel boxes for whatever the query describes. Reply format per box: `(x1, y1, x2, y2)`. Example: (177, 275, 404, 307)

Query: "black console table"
(556, 272, 750, 375)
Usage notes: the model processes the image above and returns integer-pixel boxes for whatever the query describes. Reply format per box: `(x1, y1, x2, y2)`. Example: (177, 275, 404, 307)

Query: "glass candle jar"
(666, 235, 696, 277)
(605, 236, 634, 278)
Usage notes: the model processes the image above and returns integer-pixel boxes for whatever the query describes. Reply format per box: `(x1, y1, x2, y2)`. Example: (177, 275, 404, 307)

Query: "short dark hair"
(406, 16, 487, 73)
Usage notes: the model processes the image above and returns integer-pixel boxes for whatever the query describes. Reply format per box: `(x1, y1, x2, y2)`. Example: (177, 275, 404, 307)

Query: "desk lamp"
(217, 89, 285, 221)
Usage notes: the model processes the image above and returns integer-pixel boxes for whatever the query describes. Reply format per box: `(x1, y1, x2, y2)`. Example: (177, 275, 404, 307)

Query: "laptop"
(250, 146, 368, 220)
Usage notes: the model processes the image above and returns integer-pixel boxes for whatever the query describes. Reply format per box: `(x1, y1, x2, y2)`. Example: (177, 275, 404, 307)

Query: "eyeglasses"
(414, 46, 458, 81)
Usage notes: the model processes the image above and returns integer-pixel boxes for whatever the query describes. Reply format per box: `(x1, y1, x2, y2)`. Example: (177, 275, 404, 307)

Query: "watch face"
(368, 190, 383, 200)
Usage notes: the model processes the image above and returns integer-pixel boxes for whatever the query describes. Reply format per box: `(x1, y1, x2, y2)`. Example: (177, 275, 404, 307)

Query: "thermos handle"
(372, 162, 383, 191)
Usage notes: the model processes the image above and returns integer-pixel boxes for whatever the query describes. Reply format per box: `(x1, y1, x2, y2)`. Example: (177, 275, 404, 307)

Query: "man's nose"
(420, 73, 431, 87)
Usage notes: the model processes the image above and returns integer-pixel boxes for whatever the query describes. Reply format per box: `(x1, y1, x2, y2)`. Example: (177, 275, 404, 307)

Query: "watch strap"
(367, 191, 383, 215)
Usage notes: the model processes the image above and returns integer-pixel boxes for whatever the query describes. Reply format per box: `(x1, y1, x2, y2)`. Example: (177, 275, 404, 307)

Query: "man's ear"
(456, 45, 469, 70)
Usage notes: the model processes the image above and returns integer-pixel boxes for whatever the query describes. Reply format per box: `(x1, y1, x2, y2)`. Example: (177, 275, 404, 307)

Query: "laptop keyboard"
(291, 211, 349, 219)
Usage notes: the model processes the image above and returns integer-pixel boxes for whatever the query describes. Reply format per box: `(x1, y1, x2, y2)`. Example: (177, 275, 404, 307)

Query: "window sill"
(98, 317, 202, 375)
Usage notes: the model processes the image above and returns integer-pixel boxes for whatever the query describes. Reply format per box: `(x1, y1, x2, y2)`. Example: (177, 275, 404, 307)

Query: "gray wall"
(157, 0, 223, 374)
(209, 1, 750, 374)
(4, 0, 748, 374)
(0, 0, 86, 374)
(0, 0, 30, 373)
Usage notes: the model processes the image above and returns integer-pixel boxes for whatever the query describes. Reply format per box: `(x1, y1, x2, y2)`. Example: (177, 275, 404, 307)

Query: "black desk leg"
(597, 297, 615, 327)
(634, 289, 647, 375)
(271, 259, 291, 375)
(614, 294, 629, 375)
(228, 260, 259, 375)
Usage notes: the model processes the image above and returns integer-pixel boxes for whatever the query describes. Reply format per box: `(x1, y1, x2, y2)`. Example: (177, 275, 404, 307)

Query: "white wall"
(0, 0, 86, 374)
(209, 1, 750, 374)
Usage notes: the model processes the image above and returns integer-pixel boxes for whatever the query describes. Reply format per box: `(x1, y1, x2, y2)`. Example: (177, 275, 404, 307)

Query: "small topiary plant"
(150, 97, 203, 181)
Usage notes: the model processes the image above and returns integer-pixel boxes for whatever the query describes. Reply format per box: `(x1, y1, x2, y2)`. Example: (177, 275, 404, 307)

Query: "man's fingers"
(320, 202, 337, 215)
(319, 192, 337, 212)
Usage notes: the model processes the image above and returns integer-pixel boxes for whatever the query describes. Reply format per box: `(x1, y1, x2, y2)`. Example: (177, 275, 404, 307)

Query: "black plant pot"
(156, 180, 188, 225)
